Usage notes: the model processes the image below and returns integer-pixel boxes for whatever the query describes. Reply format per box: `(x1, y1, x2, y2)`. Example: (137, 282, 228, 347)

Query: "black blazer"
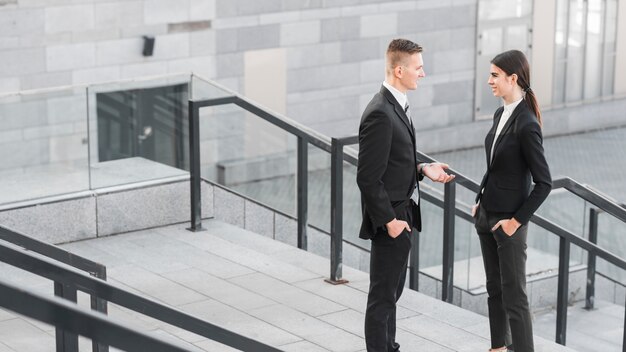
(357, 86, 423, 239)
(475, 100, 552, 225)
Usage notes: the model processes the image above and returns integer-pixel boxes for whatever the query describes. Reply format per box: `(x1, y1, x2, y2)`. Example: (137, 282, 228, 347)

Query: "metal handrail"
(186, 78, 626, 348)
(0, 278, 197, 352)
(0, 225, 108, 352)
(0, 241, 282, 352)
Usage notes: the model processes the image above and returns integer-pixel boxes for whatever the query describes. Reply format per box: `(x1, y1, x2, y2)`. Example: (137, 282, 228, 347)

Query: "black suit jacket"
(475, 100, 552, 225)
(357, 86, 424, 240)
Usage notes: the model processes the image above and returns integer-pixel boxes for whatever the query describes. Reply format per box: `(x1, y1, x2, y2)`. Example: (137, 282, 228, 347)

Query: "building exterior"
(1, 0, 625, 154)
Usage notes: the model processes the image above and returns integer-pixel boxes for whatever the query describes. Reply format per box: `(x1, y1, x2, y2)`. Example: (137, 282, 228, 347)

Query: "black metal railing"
(0, 225, 108, 352)
(0, 278, 197, 352)
(186, 81, 626, 348)
(0, 233, 281, 352)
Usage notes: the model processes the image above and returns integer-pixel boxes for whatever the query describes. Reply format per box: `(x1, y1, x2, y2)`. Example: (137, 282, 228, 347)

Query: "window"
(475, 0, 533, 119)
(96, 84, 189, 170)
(553, 0, 618, 104)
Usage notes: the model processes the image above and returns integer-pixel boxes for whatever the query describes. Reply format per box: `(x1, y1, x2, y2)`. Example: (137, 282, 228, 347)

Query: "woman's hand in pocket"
(492, 218, 521, 236)
(471, 204, 479, 217)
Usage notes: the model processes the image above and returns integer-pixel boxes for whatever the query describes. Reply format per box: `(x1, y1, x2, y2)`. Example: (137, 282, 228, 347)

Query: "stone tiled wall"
(0, 0, 478, 142)
(0, 0, 216, 91)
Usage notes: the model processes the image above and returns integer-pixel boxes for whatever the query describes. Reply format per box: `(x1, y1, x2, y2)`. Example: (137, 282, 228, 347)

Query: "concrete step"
(534, 299, 624, 352)
(0, 220, 578, 351)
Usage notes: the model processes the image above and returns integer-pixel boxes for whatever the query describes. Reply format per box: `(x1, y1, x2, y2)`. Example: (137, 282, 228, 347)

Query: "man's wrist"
(418, 163, 430, 174)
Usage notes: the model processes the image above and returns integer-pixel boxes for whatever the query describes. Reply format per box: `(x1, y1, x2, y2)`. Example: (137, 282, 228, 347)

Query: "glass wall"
(0, 87, 90, 205)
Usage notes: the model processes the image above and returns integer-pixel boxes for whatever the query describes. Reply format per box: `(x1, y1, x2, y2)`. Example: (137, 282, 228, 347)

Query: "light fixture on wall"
(142, 36, 155, 57)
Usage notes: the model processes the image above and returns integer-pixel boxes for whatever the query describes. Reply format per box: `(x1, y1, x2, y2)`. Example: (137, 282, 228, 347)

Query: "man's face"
(398, 53, 425, 92)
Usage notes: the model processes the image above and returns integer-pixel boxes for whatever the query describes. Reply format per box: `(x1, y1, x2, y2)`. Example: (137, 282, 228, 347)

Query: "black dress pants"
(475, 204, 534, 352)
(365, 204, 413, 352)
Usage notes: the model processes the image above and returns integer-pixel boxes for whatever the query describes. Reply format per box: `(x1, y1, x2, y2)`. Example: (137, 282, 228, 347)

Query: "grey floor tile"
(397, 290, 485, 329)
(280, 340, 331, 351)
(397, 314, 489, 352)
(317, 309, 365, 338)
(178, 299, 301, 347)
(0, 342, 15, 352)
(294, 278, 369, 313)
(393, 328, 453, 352)
(193, 338, 240, 352)
(108, 264, 207, 307)
(0, 319, 55, 352)
(248, 304, 363, 352)
(162, 268, 275, 311)
(229, 272, 346, 317)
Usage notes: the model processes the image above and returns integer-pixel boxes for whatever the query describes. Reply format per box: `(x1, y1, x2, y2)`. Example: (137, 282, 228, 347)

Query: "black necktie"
(404, 103, 414, 129)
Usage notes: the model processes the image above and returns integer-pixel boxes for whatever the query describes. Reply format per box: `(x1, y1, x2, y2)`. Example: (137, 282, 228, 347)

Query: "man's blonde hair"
(386, 39, 423, 73)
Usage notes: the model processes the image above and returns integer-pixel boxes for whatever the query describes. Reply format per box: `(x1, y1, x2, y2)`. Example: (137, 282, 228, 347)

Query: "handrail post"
(54, 282, 79, 352)
(327, 138, 348, 285)
(442, 181, 456, 303)
(585, 207, 599, 310)
(556, 237, 571, 345)
(187, 100, 204, 232)
(91, 267, 109, 352)
(297, 137, 308, 250)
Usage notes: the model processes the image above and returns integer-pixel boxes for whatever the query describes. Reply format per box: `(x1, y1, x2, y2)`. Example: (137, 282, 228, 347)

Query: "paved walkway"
(0, 220, 576, 351)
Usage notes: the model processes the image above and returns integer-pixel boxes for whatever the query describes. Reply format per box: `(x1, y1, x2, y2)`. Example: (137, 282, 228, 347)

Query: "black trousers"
(365, 204, 413, 352)
(475, 204, 534, 352)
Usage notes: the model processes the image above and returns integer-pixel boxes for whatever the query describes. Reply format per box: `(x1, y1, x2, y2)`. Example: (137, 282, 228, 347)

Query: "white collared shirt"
(382, 81, 407, 109)
(490, 97, 523, 162)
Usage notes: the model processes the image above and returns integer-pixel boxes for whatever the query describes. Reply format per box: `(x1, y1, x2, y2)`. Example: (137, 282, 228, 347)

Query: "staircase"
(0, 220, 576, 351)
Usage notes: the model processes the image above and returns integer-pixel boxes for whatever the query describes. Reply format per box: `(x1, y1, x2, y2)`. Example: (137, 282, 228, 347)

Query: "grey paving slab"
(280, 340, 330, 352)
(170, 225, 321, 283)
(0, 319, 54, 352)
(162, 268, 275, 311)
(317, 308, 365, 338)
(108, 264, 207, 307)
(178, 299, 301, 347)
(294, 277, 369, 313)
(397, 289, 486, 329)
(85, 232, 190, 274)
(393, 328, 453, 352)
(130, 228, 255, 279)
(0, 342, 15, 352)
(534, 299, 623, 352)
(193, 338, 240, 352)
(248, 304, 363, 352)
(229, 272, 347, 317)
(397, 314, 489, 352)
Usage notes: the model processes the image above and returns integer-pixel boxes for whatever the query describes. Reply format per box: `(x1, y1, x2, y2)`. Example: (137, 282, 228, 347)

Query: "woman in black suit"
(472, 50, 552, 352)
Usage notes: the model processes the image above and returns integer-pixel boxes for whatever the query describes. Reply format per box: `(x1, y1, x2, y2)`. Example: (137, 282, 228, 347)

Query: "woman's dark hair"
(491, 50, 542, 127)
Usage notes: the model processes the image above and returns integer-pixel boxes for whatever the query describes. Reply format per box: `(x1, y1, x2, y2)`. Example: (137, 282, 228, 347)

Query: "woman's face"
(488, 64, 515, 98)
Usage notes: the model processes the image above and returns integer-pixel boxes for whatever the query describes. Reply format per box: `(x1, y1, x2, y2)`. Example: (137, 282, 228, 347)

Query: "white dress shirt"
(490, 98, 522, 163)
(382, 81, 407, 109)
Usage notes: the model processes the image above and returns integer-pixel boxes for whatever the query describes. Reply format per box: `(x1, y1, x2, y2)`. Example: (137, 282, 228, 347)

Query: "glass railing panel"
(87, 74, 191, 189)
(307, 143, 330, 233)
(0, 87, 90, 205)
(455, 214, 483, 291)
(191, 74, 235, 101)
(418, 193, 445, 282)
(596, 211, 626, 284)
(342, 159, 370, 250)
(533, 191, 588, 267)
(199, 103, 297, 217)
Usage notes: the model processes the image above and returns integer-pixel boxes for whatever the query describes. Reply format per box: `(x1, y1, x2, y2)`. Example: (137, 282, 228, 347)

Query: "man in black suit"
(357, 38, 455, 352)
